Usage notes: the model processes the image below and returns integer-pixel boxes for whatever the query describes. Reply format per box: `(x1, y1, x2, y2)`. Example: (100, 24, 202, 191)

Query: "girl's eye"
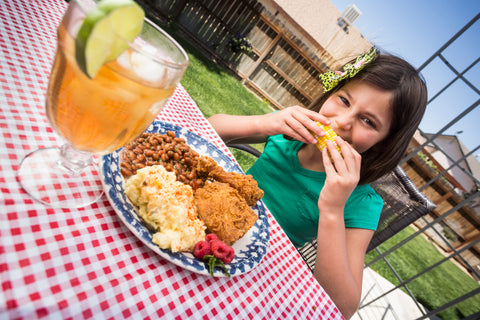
(339, 96, 350, 107)
(363, 117, 376, 129)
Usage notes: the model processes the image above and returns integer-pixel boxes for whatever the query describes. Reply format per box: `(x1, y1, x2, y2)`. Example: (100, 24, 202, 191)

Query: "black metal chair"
(228, 143, 437, 272)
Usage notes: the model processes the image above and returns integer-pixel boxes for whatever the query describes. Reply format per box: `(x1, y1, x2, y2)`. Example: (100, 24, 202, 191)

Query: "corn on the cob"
(311, 122, 342, 154)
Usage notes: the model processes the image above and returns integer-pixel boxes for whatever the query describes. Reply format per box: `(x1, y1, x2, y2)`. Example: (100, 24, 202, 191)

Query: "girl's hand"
(265, 106, 330, 144)
(318, 136, 361, 211)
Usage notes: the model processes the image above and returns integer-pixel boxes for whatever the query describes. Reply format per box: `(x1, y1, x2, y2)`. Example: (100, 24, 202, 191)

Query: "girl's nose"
(334, 114, 352, 131)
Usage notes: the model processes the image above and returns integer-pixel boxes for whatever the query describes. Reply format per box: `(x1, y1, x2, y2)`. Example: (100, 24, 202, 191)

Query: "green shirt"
(247, 134, 383, 247)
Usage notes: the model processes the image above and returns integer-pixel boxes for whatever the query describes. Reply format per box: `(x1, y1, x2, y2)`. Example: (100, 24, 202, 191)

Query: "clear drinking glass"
(18, 0, 189, 208)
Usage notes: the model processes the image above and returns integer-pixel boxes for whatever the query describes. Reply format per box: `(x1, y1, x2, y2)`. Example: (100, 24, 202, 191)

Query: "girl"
(208, 47, 427, 319)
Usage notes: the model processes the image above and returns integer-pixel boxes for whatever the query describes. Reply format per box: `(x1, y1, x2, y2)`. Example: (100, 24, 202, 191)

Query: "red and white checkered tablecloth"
(0, 0, 343, 319)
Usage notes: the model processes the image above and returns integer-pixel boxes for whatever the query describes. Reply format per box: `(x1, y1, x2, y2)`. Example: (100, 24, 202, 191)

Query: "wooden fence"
(403, 147, 480, 276)
(138, 0, 329, 109)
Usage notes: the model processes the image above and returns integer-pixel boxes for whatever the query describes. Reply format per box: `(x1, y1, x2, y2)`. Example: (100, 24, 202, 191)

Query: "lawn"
(366, 227, 480, 319)
(173, 32, 270, 171)
(166, 25, 480, 320)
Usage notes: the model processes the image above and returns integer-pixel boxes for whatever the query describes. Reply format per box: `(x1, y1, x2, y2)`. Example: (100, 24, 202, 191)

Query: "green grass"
(170, 29, 271, 118)
(366, 227, 480, 319)
(165, 25, 480, 320)
(171, 31, 270, 171)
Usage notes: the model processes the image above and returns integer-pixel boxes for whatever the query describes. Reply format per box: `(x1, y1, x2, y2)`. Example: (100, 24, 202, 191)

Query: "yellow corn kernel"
(312, 122, 342, 154)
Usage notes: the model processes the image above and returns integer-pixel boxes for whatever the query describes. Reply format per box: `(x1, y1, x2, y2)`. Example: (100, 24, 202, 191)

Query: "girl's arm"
(314, 137, 373, 319)
(315, 216, 373, 319)
(208, 106, 330, 145)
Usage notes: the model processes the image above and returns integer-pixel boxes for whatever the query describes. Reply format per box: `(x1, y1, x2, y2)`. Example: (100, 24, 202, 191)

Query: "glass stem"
(57, 143, 94, 175)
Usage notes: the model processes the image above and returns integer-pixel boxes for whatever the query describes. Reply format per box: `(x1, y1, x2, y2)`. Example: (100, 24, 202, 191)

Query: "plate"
(101, 121, 270, 277)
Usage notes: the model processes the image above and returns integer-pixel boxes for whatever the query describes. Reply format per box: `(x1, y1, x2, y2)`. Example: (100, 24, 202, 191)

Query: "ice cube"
(130, 51, 166, 83)
(116, 51, 131, 69)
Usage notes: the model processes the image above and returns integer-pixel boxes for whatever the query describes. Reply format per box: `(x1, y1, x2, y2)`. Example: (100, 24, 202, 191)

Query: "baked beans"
(120, 131, 205, 190)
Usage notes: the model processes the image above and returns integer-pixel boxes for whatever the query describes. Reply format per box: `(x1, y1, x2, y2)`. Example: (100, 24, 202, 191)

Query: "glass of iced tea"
(17, 0, 189, 208)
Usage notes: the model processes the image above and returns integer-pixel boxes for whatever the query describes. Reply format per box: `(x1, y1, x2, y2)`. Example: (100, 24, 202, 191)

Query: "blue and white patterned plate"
(101, 121, 270, 277)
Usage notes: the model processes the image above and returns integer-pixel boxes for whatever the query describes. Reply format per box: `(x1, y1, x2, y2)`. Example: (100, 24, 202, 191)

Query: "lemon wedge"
(75, 0, 145, 78)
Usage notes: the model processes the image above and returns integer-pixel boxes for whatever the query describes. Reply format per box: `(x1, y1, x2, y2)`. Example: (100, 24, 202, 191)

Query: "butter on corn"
(311, 122, 342, 154)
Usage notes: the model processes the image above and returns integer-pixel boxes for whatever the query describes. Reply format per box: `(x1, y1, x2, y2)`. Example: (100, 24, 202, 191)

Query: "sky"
(330, 0, 480, 154)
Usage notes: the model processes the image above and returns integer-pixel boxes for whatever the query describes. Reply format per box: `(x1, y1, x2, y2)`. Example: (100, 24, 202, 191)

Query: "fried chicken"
(194, 181, 258, 245)
(197, 156, 264, 207)
(196, 155, 218, 175)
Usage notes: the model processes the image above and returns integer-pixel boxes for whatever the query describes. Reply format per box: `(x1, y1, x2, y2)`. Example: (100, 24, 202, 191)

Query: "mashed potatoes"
(124, 165, 206, 252)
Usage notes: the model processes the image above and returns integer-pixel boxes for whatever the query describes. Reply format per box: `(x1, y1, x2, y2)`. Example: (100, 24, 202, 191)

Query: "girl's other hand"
(319, 136, 361, 211)
(266, 106, 330, 144)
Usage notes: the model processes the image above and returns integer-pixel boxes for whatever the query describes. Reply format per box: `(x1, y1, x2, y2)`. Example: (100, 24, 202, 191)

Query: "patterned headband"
(320, 47, 378, 92)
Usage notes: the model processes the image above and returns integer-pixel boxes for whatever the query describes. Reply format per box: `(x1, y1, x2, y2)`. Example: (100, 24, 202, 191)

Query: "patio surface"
(353, 268, 437, 320)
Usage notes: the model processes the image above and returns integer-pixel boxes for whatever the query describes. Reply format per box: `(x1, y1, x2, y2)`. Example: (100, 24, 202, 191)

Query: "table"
(0, 0, 343, 319)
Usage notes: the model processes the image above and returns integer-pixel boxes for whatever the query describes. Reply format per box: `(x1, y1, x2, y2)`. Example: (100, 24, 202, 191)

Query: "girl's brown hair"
(310, 51, 428, 184)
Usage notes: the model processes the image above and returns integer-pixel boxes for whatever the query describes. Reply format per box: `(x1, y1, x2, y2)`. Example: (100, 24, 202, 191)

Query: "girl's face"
(320, 80, 393, 154)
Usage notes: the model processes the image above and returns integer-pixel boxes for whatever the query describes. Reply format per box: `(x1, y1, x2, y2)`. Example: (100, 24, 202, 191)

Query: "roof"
(415, 131, 480, 191)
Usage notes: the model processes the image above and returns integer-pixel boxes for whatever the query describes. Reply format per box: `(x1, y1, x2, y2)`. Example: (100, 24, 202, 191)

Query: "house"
(261, 0, 371, 68)
(137, 0, 371, 108)
(405, 131, 480, 273)
(418, 132, 480, 195)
